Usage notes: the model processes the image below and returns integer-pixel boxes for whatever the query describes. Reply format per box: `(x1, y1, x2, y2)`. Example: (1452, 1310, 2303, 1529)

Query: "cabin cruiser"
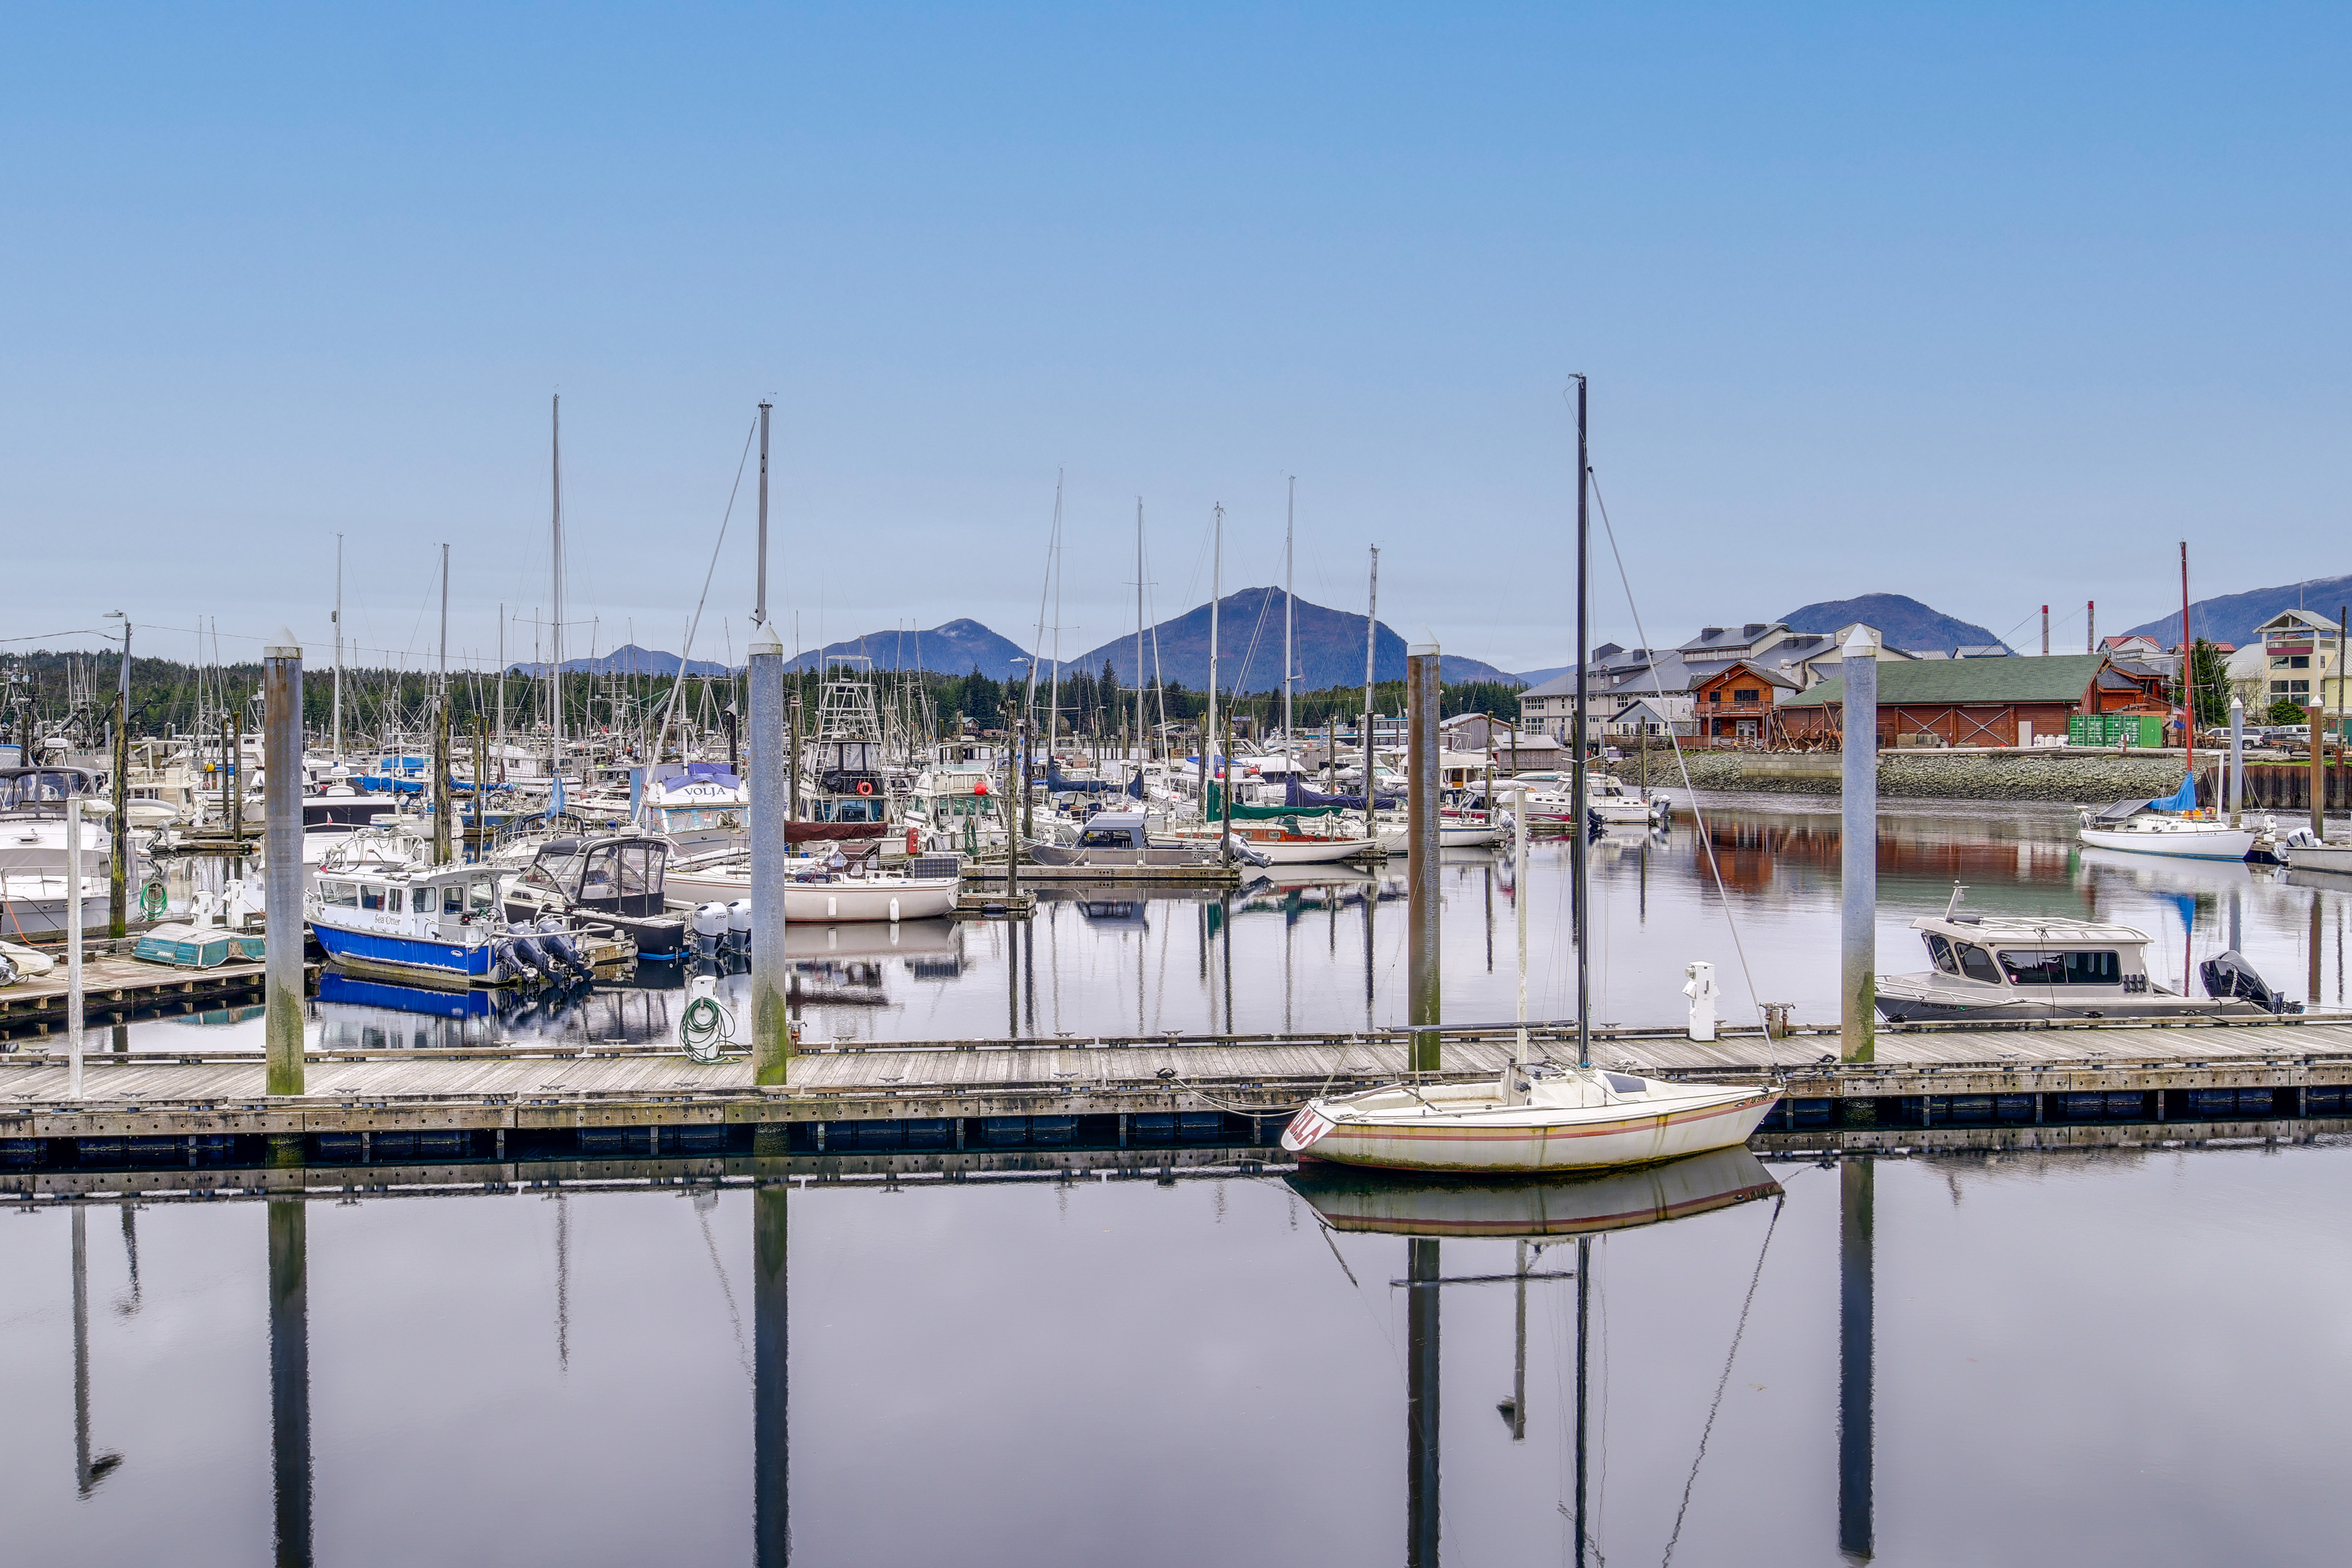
(2279, 829, 2352, 875)
(502, 829, 689, 960)
(1519, 771, 1669, 829)
(0, 766, 146, 935)
(1025, 809, 1223, 869)
(1874, 906, 2297, 1023)
(635, 764, 748, 856)
(666, 848, 962, 922)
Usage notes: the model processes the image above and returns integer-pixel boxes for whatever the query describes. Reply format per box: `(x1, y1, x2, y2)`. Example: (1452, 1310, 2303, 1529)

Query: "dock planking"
(7, 1015, 2352, 1155)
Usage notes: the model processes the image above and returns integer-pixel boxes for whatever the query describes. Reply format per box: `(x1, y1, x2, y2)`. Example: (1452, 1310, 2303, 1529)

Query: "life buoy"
(907, 827, 921, 856)
(856, 780, 874, 796)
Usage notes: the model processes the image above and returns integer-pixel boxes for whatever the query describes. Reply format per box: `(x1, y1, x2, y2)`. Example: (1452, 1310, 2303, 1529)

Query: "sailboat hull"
(1283, 1084, 1779, 1174)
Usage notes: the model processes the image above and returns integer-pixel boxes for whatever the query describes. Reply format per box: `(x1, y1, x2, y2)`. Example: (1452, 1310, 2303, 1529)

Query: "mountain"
(2120, 572, 2352, 648)
(1066, 589, 1518, 692)
(509, 644, 731, 677)
(785, 619, 1033, 679)
(1515, 665, 1570, 686)
(1777, 594, 2007, 654)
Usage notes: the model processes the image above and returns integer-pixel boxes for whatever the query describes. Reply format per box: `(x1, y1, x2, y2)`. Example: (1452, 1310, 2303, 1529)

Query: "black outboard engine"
(536, 917, 595, 982)
(508, 933, 557, 983)
(2201, 949, 2302, 1015)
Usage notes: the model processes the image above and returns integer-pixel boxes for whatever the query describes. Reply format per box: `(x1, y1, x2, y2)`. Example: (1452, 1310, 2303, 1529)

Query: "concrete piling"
(2228, 696, 2244, 826)
(264, 637, 305, 1099)
(67, 796, 85, 1099)
(1839, 1158, 1875, 1562)
(1406, 643, 1441, 1072)
(1840, 625, 1880, 1064)
(754, 1180, 790, 1568)
(750, 619, 791, 1085)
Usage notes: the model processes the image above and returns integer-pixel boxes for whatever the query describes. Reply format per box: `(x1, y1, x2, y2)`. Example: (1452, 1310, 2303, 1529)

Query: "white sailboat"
(1283, 379, 1780, 1173)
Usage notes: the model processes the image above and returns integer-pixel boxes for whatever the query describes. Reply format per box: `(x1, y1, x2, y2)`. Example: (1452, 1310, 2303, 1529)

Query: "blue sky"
(4, 2, 2345, 676)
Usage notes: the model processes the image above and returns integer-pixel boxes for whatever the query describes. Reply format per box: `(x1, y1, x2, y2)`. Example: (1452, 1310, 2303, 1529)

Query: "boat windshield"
(1953, 942, 2003, 984)
(1924, 933, 1961, 974)
(1996, 948, 2122, 986)
(0, 771, 97, 809)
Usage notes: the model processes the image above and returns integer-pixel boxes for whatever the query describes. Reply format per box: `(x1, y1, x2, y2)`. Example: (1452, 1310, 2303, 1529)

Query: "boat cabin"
(0, 767, 103, 812)
(518, 832, 670, 918)
(1075, 810, 1149, 851)
(1905, 913, 2156, 995)
(312, 865, 503, 944)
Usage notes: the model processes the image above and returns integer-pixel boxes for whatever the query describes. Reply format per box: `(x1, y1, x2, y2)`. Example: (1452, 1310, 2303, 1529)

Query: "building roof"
(1678, 622, 1786, 655)
(2255, 609, 2341, 635)
(1695, 660, 1800, 690)
(1781, 652, 2107, 709)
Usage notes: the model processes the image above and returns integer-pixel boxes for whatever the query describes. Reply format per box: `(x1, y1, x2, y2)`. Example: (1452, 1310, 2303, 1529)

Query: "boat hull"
(312, 921, 494, 986)
(782, 879, 960, 922)
(2283, 843, 2352, 875)
(1283, 1085, 1779, 1173)
(2076, 824, 2254, 861)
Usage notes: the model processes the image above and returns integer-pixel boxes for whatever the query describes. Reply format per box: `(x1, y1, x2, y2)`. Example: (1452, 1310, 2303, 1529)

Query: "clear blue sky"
(5, 2, 2345, 676)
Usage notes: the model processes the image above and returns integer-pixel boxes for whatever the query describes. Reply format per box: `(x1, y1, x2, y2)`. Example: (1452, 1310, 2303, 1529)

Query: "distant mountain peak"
(2121, 571, 2352, 647)
(1777, 594, 2006, 655)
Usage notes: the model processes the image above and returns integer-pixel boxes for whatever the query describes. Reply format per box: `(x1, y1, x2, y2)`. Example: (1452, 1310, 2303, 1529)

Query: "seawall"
(1643, 747, 2191, 803)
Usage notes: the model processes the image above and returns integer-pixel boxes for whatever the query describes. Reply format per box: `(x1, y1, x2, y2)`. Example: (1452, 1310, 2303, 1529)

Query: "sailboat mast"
(2180, 540, 2195, 785)
(332, 534, 344, 762)
(1136, 500, 1147, 767)
(550, 394, 565, 785)
(1572, 373, 1591, 1071)
(1207, 504, 1221, 810)
(1283, 476, 1295, 747)
(1049, 480, 1063, 764)
(496, 605, 505, 783)
(1363, 545, 1379, 817)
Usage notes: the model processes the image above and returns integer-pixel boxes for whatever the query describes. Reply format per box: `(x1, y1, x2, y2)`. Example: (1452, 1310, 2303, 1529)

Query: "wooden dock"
(7, 1013, 2352, 1168)
(1, 949, 281, 1038)
(965, 861, 1245, 886)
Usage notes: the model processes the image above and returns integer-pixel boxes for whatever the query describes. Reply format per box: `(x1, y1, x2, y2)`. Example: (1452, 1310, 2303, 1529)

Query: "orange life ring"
(856, 780, 875, 796)
(907, 827, 920, 856)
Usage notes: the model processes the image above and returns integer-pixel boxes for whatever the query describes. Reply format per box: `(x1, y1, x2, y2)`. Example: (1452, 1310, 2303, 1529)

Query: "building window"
(1733, 687, 1760, 704)
(2274, 655, 2311, 669)
(2272, 680, 2311, 696)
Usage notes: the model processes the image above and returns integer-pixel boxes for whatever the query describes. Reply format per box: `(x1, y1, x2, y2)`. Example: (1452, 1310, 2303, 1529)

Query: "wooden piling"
(1406, 645, 1441, 1072)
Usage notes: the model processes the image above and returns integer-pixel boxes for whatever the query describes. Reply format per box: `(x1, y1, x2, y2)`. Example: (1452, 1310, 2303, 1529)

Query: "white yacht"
(1875, 905, 2296, 1022)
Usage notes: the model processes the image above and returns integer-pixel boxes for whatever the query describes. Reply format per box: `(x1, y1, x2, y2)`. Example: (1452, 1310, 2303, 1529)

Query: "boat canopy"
(2149, 773, 2199, 813)
(1205, 780, 1341, 824)
(2086, 797, 2151, 825)
(1286, 776, 1398, 810)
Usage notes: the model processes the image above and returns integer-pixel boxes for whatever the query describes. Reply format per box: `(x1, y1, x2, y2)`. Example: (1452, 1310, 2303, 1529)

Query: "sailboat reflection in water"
(1290, 1147, 1785, 1567)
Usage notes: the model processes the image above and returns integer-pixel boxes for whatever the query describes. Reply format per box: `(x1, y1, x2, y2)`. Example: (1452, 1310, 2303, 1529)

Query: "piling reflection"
(1289, 1150, 1784, 1566)
(1840, 1159, 1875, 1564)
(268, 1198, 311, 1568)
(754, 1179, 788, 1568)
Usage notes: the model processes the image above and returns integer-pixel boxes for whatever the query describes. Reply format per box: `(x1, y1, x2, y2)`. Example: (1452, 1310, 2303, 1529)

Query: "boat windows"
(1953, 943, 2003, 984)
(1924, 933, 1960, 974)
(322, 881, 359, 908)
(1996, 948, 2122, 986)
(468, 878, 495, 916)
(386, 888, 402, 913)
(1604, 1072, 1647, 1094)
(1078, 827, 1136, 850)
(360, 884, 386, 911)
(442, 884, 464, 916)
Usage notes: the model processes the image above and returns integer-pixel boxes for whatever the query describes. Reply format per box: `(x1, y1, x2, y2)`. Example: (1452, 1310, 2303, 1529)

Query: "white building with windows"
(2228, 609, 2341, 714)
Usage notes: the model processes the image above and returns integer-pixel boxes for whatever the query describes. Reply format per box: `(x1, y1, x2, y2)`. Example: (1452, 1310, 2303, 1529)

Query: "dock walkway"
(6, 1015, 2352, 1164)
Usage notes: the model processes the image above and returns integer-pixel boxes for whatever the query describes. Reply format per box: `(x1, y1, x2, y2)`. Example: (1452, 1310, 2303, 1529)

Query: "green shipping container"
(2067, 714, 2164, 747)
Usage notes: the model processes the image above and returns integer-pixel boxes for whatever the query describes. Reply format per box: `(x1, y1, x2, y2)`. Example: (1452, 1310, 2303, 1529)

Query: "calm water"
(11, 1140, 2352, 1566)
(140, 794, 2352, 1056)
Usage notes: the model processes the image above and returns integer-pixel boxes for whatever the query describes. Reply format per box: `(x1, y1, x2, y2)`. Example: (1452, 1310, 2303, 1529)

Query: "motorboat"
(502, 828, 690, 959)
(1874, 901, 2299, 1022)
(663, 851, 962, 923)
(1023, 810, 1223, 869)
(0, 767, 138, 936)
(309, 858, 608, 988)
(635, 764, 748, 857)
(2280, 829, 2352, 875)
(2077, 774, 2252, 861)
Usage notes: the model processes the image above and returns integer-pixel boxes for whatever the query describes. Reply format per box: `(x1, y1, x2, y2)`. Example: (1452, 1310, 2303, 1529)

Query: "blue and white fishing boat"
(307, 851, 606, 989)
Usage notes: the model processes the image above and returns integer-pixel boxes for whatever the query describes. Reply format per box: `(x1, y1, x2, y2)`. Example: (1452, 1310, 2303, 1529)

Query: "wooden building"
(1691, 661, 1798, 744)
(1777, 652, 2114, 747)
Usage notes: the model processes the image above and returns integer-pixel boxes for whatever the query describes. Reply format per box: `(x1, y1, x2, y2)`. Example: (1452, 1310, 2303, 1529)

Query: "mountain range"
(512, 644, 733, 677)
(1066, 589, 1516, 690)
(1777, 593, 2007, 654)
(782, 619, 1031, 679)
(2120, 572, 2352, 647)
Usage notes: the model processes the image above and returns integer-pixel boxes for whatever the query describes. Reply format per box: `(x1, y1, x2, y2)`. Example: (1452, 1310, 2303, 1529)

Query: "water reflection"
(124, 797, 2352, 1055)
(1289, 1150, 1786, 1566)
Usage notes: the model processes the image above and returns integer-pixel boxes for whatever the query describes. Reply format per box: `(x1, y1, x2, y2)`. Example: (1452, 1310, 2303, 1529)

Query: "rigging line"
(652, 415, 760, 761)
(1657, 1194, 1784, 1568)
(694, 1199, 755, 1384)
(1587, 470, 1775, 1067)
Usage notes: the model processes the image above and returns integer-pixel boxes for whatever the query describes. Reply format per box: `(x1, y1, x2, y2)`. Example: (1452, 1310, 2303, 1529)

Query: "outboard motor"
(726, 899, 754, 953)
(692, 901, 729, 960)
(487, 937, 530, 987)
(2201, 949, 2302, 1015)
(507, 933, 556, 983)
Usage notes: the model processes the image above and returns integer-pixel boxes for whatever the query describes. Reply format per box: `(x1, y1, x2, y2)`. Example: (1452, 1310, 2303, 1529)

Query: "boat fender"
(907, 827, 921, 856)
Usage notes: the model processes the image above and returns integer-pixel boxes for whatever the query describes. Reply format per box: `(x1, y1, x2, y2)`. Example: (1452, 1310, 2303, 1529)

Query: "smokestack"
(2087, 600, 2095, 655)
(2041, 605, 2049, 657)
